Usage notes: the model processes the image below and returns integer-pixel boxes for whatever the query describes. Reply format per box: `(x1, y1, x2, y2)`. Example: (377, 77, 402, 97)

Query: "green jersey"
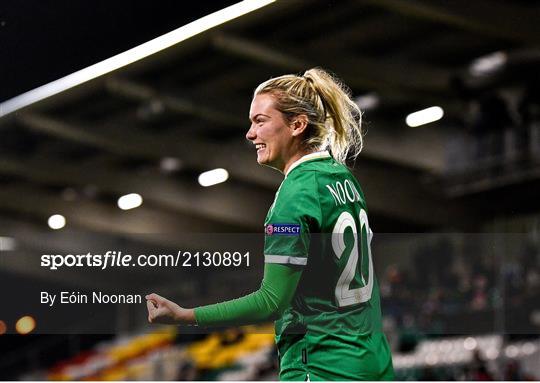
(264, 151, 393, 380)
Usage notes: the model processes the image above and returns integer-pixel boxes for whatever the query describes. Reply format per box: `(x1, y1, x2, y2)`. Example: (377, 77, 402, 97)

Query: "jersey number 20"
(332, 209, 374, 307)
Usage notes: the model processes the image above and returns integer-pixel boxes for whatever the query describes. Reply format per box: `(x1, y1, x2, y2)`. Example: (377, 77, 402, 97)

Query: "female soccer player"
(146, 68, 394, 381)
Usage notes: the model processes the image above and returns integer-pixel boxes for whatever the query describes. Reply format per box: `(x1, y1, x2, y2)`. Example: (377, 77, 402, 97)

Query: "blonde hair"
(254, 68, 362, 164)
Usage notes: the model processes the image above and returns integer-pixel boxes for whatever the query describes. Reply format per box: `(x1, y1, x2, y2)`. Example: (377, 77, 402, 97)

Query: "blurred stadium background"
(1, 0, 539, 380)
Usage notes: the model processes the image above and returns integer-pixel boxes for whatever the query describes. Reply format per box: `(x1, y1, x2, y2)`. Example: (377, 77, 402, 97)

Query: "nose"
(246, 124, 256, 141)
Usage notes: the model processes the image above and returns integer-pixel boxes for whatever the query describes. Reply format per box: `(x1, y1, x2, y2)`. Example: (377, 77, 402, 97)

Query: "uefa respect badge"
(265, 223, 300, 236)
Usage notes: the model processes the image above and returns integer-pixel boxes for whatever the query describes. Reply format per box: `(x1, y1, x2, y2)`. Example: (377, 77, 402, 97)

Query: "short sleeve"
(264, 171, 321, 266)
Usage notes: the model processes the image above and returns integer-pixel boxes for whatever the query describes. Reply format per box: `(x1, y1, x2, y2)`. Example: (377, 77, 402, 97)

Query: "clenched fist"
(145, 293, 196, 325)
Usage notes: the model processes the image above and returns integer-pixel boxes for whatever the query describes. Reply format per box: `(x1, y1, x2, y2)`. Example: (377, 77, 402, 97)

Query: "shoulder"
(274, 170, 319, 211)
(281, 168, 319, 193)
(268, 170, 321, 222)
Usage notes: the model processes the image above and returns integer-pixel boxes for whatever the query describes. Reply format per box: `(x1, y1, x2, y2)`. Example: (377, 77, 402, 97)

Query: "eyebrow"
(249, 113, 270, 121)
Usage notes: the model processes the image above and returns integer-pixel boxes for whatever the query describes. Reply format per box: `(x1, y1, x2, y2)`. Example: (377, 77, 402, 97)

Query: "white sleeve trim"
(264, 255, 307, 266)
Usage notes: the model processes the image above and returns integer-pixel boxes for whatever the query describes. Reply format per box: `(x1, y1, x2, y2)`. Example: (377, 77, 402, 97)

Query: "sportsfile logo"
(265, 223, 300, 236)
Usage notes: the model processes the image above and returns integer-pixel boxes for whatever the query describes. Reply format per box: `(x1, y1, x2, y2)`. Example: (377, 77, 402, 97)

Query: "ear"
(290, 114, 309, 137)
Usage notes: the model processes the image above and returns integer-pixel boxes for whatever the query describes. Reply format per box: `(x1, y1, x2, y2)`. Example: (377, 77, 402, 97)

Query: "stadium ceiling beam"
(104, 78, 449, 174)
(17, 112, 283, 189)
(270, 1, 361, 43)
(105, 78, 245, 128)
(0, 154, 272, 229)
(363, 0, 540, 44)
(211, 33, 456, 106)
(0, 37, 211, 128)
(388, 31, 493, 63)
(303, 13, 414, 52)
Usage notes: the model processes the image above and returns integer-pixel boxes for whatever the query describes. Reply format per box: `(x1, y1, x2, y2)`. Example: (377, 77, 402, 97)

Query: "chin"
(256, 154, 280, 171)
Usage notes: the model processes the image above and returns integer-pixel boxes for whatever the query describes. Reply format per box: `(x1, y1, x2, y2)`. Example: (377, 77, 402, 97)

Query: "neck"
(282, 148, 315, 175)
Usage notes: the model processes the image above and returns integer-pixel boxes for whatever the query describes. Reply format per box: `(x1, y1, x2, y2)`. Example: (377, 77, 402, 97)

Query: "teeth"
(256, 144, 266, 150)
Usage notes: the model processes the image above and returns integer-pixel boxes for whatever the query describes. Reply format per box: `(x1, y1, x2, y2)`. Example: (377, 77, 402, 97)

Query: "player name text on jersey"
(325, 179, 361, 207)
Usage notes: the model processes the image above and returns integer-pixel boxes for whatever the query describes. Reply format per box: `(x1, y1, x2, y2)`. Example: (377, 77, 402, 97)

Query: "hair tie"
(302, 73, 314, 84)
(302, 74, 327, 119)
